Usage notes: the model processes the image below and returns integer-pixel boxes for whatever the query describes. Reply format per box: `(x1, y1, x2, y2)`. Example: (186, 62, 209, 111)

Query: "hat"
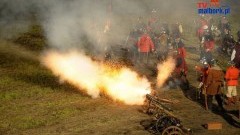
(210, 59, 217, 66)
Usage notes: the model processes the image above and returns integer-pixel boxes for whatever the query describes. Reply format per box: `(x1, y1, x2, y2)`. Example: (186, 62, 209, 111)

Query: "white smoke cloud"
(0, 0, 199, 46)
(0, 0, 204, 105)
(41, 50, 151, 105)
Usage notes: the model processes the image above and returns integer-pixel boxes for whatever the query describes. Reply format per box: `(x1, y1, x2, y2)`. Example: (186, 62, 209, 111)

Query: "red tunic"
(175, 55, 188, 76)
(177, 47, 186, 58)
(225, 66, 240, 86)
(137, 34, 155, 53)
(204, 40, 214, 51)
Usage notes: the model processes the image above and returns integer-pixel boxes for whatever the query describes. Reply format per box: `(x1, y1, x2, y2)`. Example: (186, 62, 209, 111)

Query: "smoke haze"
(0, 0, 198, 47)
(1, 0, 238, 104)
(0, 0, 206, 104)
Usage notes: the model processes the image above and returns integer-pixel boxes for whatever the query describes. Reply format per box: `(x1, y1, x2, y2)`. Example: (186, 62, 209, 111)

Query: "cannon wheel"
(161, 126, 184, 135)
(155, 116, 180, 133)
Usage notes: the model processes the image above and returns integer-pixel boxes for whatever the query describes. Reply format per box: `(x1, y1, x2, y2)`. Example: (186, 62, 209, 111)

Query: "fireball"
(41, 50, 151, 105)
(157, 57, 176, 88)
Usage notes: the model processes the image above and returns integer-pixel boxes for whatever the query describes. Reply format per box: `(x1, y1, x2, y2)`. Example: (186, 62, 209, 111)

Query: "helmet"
(175, 37, 181, 43)
(203, 61, 208, 65)
(200, 57, 207, 64)
(209, 59, 217, 66)
(203, 61, 209, 68)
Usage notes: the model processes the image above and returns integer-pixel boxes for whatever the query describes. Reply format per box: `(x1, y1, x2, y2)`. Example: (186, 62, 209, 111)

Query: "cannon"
(145, 94, 192, 135)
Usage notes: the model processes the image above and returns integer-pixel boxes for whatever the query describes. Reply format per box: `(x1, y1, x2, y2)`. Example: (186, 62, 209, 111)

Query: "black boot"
(215, 94, 225, 112)
(207, 95, 213, 110)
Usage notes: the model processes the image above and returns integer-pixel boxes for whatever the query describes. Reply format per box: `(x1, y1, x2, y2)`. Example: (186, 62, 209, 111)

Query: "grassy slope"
(0, 40, 151, 135)
(1, 29, 240, 135)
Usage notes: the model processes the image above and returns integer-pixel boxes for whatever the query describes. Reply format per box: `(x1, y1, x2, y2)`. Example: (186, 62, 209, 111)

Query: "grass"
(0, 41, 150, 134)
(1, 36, 239, 135)
(0, 38, 85, 134)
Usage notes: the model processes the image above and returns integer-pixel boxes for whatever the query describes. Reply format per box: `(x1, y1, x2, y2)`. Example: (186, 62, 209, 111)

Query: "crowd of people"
(125, 10, 240, 112)
(195, 15, 240, 111)
(127, 10, 187, 86)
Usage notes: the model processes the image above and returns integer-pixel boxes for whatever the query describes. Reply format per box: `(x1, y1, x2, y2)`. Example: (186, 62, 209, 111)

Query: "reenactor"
(225, 62, 240, 105)
(221, 33, 235, 56)
(137, 30, 155, 64)
(195, 61, 211, 100)
(201, 33, 215, 64)
(205, 61, 225, 111)
(219, 16, 231, 35)
(196, 15, 208, 41)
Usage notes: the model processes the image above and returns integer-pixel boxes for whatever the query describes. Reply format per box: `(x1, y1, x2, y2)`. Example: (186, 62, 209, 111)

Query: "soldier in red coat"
(137, 31, 155, 64)
(196, 15, 208, 41)
(167, 50, 188, 89)
(172, 37, 187, 58)
(203, 36, 215, 52)
(172, 39, 188, 88)
(225, 62, 240, 105)
(200, 34, 215, 63)
(174, 55, 188, 77)
(170, 53, 189, 90)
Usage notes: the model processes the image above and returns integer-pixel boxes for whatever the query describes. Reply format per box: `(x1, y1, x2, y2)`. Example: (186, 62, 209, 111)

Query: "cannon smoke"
(157, 57, 176, 88)
(42, 50, 151, 105)
(1, 0, 195, 105)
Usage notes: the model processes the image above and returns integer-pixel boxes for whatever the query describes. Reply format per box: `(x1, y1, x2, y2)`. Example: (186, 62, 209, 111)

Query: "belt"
(228, 79, 238, 81)
(212, 80, 222, 83)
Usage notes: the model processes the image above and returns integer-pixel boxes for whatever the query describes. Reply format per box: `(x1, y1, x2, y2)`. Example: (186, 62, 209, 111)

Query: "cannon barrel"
(146, 94, 173, 112)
